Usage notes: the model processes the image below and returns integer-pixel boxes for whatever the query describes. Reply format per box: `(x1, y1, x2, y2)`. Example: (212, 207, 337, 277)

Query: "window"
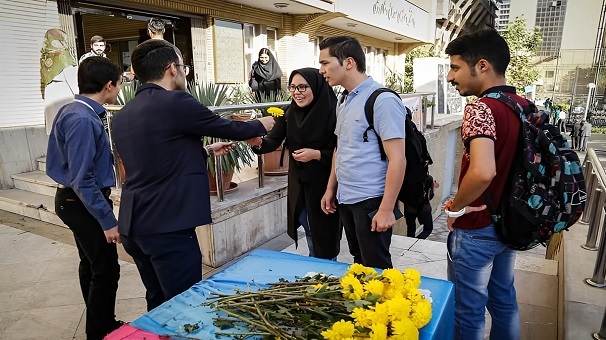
(546, 70, 555, 78)
(267, 28, 277, 53)
(244, 24, 255, 79)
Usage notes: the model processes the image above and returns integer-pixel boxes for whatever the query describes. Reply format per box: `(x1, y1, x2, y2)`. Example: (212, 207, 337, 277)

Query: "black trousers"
(405, 203, 434, 239)
(121, 228, 202, 311)
(55, 188, 120, 340)
(339, 197, 393, 269)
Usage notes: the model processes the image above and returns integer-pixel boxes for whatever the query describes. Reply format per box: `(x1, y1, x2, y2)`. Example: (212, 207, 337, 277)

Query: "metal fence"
(104, 92, 437, 202)
(580, 149, 606, 339)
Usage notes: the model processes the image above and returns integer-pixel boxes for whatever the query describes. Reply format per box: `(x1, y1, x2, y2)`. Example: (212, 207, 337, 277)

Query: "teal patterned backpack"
(483, 92, 587, 250)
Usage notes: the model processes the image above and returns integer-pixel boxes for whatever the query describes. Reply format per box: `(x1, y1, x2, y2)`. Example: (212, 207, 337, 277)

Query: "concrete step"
(12, 171, 57, 196)
(0, 188, 65, 227)
(36, 157, 46, 172)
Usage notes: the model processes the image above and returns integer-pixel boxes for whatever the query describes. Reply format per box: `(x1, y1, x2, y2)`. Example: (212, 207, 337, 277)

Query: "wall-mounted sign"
(334, 0, 431, 42)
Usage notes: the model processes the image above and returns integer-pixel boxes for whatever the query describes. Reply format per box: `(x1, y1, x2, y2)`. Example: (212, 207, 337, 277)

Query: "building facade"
(506, 0, 606, 107)
(496, 0, 511, 32)
(0, 0, 438, 188)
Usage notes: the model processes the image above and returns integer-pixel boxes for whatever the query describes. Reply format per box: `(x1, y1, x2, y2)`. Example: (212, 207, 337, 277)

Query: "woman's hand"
(209, 142, 235, 156)
(245, 137, 262, 147)
(292, 148, 320, 162)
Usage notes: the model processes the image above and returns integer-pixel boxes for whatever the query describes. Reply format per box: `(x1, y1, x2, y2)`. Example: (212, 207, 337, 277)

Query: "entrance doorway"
(73, 3, 194, 80)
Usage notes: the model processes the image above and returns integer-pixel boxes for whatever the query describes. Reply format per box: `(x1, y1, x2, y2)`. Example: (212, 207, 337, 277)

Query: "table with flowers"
(107, 249, 454, 339)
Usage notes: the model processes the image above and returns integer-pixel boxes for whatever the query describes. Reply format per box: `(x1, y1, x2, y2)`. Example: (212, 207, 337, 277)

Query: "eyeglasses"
(165, 63, 191, 76)
(287, 85, 310, 93)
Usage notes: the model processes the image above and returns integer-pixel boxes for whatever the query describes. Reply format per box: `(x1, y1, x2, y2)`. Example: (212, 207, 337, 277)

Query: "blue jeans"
(447, 225, 520, 340)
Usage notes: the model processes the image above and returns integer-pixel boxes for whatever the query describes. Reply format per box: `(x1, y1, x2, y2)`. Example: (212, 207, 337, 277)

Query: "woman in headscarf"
(246, 68, 341, 260)
(40, 29, 79, 134)
(248, 48, 283, 101)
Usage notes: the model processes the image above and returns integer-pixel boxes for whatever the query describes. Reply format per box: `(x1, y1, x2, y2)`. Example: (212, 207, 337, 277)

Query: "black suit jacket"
(111, 84, 267, 236)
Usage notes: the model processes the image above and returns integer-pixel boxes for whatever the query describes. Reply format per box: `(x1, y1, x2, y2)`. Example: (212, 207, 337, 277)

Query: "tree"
(501, 17, 543, 93)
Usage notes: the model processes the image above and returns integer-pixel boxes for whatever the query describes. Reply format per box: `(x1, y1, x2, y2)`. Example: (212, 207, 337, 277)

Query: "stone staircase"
(0, 157, 67, 227)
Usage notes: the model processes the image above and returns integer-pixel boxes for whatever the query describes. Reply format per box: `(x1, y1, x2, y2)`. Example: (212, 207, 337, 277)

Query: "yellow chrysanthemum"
(363, 279, 385, 297)
(347, 263, 378, 278)
(371, 302, 390, 325)
(410, 299, 432, 328)
(382, 268, 405, 290)
(406, 289, 422, 303)
(267, 107, 284, 117)
(351, 307, 374, 328)
(369, 323, 388, 340)
(314, 283, 324, 290)
(390, 318, 419, 340)
(385, 295, 412, 322)
(403, 269, 421, 288)
(340, 274, 364, 300)
(321, 320, 356, 340)
(383, 285, 401, 300)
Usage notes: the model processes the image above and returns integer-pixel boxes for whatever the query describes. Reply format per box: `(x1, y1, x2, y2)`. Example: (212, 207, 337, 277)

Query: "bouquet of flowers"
(196, 263, 432, 340)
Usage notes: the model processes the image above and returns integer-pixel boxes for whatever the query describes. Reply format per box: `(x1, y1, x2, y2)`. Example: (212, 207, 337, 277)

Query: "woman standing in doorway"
(249, 48, 283, 101)
(246, 68, 341, 260)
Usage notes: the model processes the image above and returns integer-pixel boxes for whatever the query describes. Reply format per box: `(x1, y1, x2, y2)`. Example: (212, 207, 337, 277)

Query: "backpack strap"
(363, 88, 401, 160)
(483, 92, 526, 119)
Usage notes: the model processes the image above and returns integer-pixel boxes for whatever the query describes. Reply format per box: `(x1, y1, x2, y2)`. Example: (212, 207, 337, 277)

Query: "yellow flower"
(382, 268, 405, 291)
(403, 269, 421, 289)
(363, 279, 385, 297)
(267, 107, 284, 117)
(406, 289, 422, 303)
(390, 318, 419, 340)
(314, 283, 324, 290)
(351, 307, 374, 328)
(371, 302, 390, 325)
(340, 274, 364, 300)
(385, 295, 412, 322)
(321, 320, 355, 340)
(410, 299, 432, 328)
(369, 323, 388, 340)
(347, 263, 378, 278)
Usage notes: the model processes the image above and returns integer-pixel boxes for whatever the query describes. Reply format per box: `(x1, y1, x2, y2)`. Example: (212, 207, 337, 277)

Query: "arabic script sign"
(334, 0, 430, 42)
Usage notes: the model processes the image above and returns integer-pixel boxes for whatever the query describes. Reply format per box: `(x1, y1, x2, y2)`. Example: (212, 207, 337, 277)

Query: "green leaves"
(502, 18, 544, 93)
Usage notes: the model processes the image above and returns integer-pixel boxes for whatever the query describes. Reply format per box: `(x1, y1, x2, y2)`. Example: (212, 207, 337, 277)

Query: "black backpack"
(363, 88, 434, 210)
(483, 92, 587, 250)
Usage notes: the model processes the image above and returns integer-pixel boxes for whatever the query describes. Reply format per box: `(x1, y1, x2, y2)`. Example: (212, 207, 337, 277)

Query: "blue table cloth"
(130, 249, 454, 339)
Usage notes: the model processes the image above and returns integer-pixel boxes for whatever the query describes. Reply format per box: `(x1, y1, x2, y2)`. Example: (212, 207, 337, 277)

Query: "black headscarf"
(286, 68, 337, 147)
(252, 48, 282, 82)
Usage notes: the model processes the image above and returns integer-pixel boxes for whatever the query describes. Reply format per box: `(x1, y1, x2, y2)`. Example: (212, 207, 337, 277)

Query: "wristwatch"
(444, 199, 466, 218)
(205, 145, 215, 157)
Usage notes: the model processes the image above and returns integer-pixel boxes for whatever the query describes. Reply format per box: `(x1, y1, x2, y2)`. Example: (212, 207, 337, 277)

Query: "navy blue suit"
(111, 83, 267, 310)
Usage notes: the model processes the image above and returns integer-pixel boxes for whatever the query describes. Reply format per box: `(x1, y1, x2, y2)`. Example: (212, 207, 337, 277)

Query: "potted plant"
(188, 81, 256, 194)
(245, 90, 291, 175)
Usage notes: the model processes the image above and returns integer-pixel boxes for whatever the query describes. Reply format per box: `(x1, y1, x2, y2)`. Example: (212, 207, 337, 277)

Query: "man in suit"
(580, 119, 592, 151)
(571, 121, 581, 150)
(111, 39, 275, 311)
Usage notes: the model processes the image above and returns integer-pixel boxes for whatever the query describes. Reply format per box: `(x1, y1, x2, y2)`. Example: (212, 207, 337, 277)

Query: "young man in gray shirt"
(319, 36, 406, 269)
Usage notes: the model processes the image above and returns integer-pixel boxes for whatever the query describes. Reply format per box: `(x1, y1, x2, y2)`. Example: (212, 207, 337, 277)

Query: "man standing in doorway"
(46, 56, 123, 340)
(444, 29, 522, 340)
(111, 39, 275, 311)
(147, 17, 165, 40)
(319, 36, 406, 269)
(79, 35, 107, 64)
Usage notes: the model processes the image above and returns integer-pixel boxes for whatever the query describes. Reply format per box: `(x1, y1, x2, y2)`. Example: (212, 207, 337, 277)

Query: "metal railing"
(104, 92, 437, 201)
(580, 149, 606, 339)
(580, 149, 606, 288)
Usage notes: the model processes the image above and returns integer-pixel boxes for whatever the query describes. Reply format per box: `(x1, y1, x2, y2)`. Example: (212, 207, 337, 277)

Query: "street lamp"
(585, 82, 597, 120)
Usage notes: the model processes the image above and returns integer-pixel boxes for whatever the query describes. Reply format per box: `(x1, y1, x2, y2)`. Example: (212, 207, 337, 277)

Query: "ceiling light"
(346, 23, 357, 27)
(274, 2, 289, 8)
(395, 37, 403, 41)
